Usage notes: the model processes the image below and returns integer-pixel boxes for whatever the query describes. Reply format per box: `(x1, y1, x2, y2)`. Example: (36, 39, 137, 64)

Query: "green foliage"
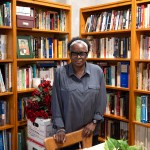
(104, 138, 142, 150)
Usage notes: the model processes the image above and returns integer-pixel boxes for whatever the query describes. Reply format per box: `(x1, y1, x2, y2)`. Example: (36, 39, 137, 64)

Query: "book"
(0, 68, 6, 92)
(2, 130, 8, 150)
(0, 131, 4, 150)
(141, 95, 148, 123)
(136, 96, 142, 122)
(120, 62, 129, 88)
(0, 101, 7, 126)
(0, 35, 7, 60)
(48, 38, 53, 58)
(148, 95, 150, 123)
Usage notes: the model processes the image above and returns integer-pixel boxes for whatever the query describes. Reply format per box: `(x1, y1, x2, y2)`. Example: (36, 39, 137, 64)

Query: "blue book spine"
(18, 98, 22, 121)
(48, 38, 53, 58)
(5, 2, 11, 26)
(141, 95, 148, 123)
(32, 64, 37, 78)
(0, 131, 4, 150)
(120, 62, 129, 88)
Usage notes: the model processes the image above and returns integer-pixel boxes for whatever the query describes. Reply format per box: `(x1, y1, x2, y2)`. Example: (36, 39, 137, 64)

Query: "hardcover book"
(120, 62, 129, 88)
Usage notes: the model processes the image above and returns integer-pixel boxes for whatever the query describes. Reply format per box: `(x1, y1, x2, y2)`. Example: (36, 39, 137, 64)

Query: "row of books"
(99, 118, 128, 140)
(0, 130, 11, 150)
(0, 100, 9, 126)
(136, 63, 150, 91)
(93, 62, 129, 88)
(85, 8, 131, 32)
(17, 61, 67, 90)
(16, 6, 66, 31)
(17, 36, 68, 59)
(136, 95, 150, 123)
(135, 124, 150, 150)
(18, 127, 27, 150)
(0, 2, 11, 26)
(136, 4, 150, 29)
(0, 34, 7, 60)
(18, 96, 32, 121)
(87, 36, 131, 59)
(106, 91, 129, 119)
(0, 63, 12, 93)
(17, 64, 55, 90)
(34, 9, 66, 31)
(31, 36, 68, 59)
(139, 35, 150, 60)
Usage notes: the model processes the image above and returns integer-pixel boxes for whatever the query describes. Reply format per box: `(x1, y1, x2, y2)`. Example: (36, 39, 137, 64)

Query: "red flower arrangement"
(25, 80, 52, 122)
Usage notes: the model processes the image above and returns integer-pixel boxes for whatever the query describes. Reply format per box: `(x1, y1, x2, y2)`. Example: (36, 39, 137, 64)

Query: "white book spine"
(0, 69, 6, 92)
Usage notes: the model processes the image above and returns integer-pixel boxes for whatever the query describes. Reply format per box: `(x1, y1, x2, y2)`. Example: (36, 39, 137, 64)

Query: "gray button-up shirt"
(51, 62, 107, 135)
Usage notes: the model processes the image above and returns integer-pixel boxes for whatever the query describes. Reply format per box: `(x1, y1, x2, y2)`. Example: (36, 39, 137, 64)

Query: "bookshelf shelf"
(18, 120, 27, 127)
(104, 114, 129, 122)
(136, 28, 150, 32)
(0, 92, 13, 96)
(17, 28, 70, 34)
(87, 58, 130, 61)
(80, 1, 131, 13)
(81, 29, 131, 35)
(0, 125, 15, 131)
(134, 89, 150, 94)
(134, 59, 150, 62)
(0, 59, 13, 63)
(98, 137, 106, 143)
(17, 0, 71, 10)
(0, 26, 12, 29)
(106, 85, 130, 91)
(136, 0, 150, 4)
(17, 88, 35, 93)
(17, 58, 70, 62)
(133, 121, 150, 128)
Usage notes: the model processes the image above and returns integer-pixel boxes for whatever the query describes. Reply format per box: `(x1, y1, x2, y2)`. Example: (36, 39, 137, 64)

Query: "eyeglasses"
(71, 52, 88, 58)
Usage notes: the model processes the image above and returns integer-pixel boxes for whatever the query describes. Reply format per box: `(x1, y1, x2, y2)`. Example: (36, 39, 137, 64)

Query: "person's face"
(70, 42, 88, 67)
(21, 41, 25, 47)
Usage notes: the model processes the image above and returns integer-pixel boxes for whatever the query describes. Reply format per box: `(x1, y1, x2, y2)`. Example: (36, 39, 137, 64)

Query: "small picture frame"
(17, 36, 33, 58)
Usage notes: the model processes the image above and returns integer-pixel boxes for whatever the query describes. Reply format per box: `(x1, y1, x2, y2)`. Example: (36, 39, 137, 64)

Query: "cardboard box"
(17, 15, 34, 28)
(27, 138, 45, 150)
(27, 118, 54, 137)
(28, 128, 46, 144)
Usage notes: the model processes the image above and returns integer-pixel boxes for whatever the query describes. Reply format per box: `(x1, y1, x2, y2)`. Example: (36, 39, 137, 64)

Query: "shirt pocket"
(60, 86, 77, 104)
(88, 85, 100, 90)
(86, 85, 100, 99)
(61, 85, 77, 92)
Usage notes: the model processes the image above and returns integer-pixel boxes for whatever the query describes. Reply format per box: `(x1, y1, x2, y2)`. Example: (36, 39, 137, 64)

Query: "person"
(19, 40, 30, 55)
(51, 37, 107, 149)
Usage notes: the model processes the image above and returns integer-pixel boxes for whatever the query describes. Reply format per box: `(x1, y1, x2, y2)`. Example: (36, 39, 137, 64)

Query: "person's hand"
(53, 129, 66, 144)
(82, 122, 96, 138)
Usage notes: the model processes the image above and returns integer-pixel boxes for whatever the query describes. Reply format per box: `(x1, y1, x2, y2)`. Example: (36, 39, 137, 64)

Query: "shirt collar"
(68, 62, 91, 77)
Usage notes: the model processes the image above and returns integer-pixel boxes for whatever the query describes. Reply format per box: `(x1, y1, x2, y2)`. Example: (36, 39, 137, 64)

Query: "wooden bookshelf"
(1, 0, 71, 149)
(80, 0, 134, 145)
(132, 0, 150, 149)
(15, 0, 71, 149)
(80, 0, 150, 148)
(0, 0, 16, 150)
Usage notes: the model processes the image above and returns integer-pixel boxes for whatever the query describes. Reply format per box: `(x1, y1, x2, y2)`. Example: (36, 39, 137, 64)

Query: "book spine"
(141, 95, 148, 123)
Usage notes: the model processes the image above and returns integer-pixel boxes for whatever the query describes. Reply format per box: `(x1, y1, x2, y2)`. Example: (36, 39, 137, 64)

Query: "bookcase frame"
(1, 0, 71, 149)
(80, 0, 135, 145)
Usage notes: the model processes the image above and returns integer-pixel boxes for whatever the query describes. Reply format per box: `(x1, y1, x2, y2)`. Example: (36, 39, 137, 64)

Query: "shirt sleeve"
(93, 69, 107, 121)
(51, 68, 64, 129)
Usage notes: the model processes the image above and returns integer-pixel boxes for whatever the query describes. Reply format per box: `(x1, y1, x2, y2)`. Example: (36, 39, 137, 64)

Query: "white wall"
(51, 0, 118, 37)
